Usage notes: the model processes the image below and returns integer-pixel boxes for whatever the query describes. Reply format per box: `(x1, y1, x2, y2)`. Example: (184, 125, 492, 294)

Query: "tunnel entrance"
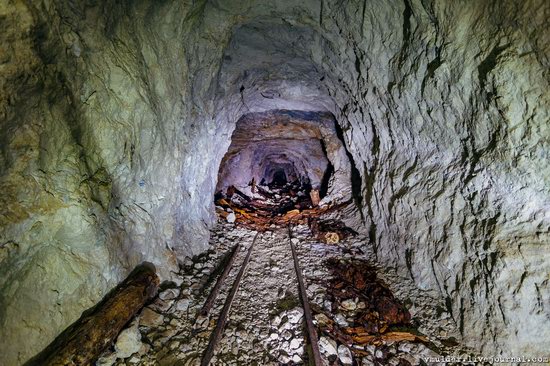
(214, 109, 354, 230)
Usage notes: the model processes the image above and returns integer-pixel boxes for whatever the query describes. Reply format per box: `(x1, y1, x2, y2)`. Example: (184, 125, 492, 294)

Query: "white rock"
(292, 354, 302, 363)
(114, 321, 142, 359)
(175, 298, 191, 311)
(158, 288, 179, 300)
(338, 345, 353, 365)
(289, 338, 301, 350)
(272, 315, 282, 327)
(398, 342, 412, 353)
(319, 336, 338, 358)
(334, 313, 349, 327)
(226, 212, 236, 223)
(340, 298, 357, 311)
(279, 355, 291, 364)
(287, 307, 304, 324)
(96, 352, 117, 366)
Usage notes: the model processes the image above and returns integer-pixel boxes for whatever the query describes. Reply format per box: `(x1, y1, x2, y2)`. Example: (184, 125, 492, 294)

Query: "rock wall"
(0, 0, 548, 364)
(316, 0, 550, 356)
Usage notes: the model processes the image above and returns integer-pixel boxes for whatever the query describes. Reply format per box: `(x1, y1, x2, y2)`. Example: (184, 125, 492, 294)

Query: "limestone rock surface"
(0, 0, 548, 364)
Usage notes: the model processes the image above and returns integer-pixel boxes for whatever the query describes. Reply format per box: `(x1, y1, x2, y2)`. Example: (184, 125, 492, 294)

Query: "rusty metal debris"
(215, 180, 350, 231)
(313, 259, 430, 359)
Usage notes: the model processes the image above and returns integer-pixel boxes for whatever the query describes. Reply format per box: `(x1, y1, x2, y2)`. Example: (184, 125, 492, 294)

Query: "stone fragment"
(139, 308, 164, 327)
(398, 342, 412, 353)
(282, 330, 292, 340)
(338, 345, 353, 365)
(309, 189, 320, 206)
(314, 313, 331, 326)
(114, 321, 143, 359)
(340, 298, 357, 311)
(175, 298, 191, 311)
(272, 315, 282, 327)
(292, 354, 302, 363)
(289, 338, 301, 350)
(158, 288, 179, 301)
(319, 336, 338, 359)
(334, 313, 349, 327)
(287, 308, 304, 324)
(96, 352, 117, 366)
(226, 212, 236, 223)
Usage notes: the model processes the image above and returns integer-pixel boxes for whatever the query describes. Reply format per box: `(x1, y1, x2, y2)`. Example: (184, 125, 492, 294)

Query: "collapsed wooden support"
(26, 263, 160, 366)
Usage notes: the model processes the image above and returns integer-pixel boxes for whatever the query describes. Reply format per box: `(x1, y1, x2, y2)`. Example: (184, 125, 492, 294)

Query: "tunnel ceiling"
(216, 21, 336, 115)
(1, 0, 549, 364)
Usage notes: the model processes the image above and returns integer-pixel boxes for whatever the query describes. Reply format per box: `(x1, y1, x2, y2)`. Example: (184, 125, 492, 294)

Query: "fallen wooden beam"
(25, 263, 160, 366)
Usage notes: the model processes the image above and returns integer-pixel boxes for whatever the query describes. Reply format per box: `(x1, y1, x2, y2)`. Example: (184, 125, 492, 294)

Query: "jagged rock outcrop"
(1, 0, 548, 364)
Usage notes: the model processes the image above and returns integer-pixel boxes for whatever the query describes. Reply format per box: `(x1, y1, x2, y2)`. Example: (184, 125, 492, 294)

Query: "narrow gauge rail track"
(198, 228, 322, 366)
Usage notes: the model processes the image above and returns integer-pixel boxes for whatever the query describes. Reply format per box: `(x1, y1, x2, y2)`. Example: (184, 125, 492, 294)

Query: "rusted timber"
(200, 244, 240, 316)
(288, 226, 322, 366)
(201, 233, 258, 366)
(25, 263, 159, 366)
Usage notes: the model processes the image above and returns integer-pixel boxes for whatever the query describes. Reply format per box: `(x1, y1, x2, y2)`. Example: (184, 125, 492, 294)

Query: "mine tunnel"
(1, 1, 549, 366)
(215, 110, 349, 222)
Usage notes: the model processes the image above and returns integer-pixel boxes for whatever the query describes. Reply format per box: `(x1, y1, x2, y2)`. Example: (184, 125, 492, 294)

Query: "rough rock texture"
(99, 222, 453, 366)
(1, 0, 549, 364)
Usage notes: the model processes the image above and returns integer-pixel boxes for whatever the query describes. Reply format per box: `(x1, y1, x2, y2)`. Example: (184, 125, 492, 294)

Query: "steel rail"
(199, 244, 240, 316)
(288, 226, 323, 366)
(200, 232, 259, 366)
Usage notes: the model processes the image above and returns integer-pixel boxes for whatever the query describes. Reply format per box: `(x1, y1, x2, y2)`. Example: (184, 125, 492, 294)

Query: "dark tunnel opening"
(270, 169, 288, 186)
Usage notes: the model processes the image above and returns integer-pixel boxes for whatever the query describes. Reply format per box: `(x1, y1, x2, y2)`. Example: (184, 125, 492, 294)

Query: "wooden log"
(350, 331, 429, 345)
(25, 263, 160, 366)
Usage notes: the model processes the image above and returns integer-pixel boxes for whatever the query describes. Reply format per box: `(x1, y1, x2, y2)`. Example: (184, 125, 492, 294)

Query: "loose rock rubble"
(96, 215, 481, 366)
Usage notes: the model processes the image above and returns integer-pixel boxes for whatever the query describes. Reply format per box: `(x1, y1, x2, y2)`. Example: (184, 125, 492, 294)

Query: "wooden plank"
(201, 233, 258, 366)
(25, 263, 160, 366)
(289, 227, 323, 366)
(200, 244, 240, 316)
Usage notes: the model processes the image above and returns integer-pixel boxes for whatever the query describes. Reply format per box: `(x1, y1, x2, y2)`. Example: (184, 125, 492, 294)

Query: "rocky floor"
(97, 220, 478, 366)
